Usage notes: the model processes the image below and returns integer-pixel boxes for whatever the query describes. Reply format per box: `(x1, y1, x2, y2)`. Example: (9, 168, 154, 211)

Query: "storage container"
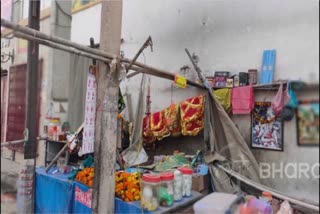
(173, 170, 183, 201)
(248, 69, 258, 85)
(159, 172, 174, 207)
(48, 117, 60, 140)
(141, 174, 161, 211)
(178, 167, 193, 197)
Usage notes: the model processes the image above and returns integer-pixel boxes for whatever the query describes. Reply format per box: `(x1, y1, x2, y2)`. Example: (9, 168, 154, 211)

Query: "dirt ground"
(1, 157, 19, 214)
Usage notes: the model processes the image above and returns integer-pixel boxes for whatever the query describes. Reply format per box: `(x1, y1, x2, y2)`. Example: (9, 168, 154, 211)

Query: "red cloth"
(180, 95, 205, 136)
(232, 85, 254, 114)
(150, 111, 170, 140)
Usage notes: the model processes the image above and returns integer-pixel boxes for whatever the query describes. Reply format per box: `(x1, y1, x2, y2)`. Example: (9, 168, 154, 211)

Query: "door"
(6, 62, 42, 152)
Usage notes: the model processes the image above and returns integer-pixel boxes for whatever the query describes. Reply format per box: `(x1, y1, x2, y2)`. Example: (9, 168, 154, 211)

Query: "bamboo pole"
(126, 35, 152, 73)
(1, 18, 204, 89)
(14, 32, 111, 63)
(216, 163, 319, 212)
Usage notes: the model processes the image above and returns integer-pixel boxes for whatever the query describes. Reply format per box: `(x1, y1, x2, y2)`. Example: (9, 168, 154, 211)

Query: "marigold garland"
(115, 171, 141, 202)
(75, 167, 94, 187)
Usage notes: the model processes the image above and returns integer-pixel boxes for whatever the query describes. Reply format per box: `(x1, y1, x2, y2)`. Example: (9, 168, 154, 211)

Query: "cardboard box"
(192, 174, 210, 193)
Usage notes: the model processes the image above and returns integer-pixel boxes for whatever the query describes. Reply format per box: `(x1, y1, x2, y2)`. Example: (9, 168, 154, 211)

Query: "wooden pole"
(92, 0, 122, 213)
(126, 35, 152, 73)
(1, 19, 204, 89)
(14, 32, 111, 64)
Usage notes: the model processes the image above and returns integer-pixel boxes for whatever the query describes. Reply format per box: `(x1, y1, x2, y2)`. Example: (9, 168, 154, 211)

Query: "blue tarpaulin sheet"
(71, 181, 93, 213)
(35, 167, 73, 213)
(36, 167, 201, 214)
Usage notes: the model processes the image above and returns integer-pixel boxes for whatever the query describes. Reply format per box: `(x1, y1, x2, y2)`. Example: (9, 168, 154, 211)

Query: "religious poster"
(251, 102, 283, 151)
(296, 101, 319, 146)
(82, 66, 97, 154)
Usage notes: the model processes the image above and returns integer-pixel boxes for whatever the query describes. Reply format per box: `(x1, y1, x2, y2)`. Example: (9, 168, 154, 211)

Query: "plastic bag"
(276, 200, 293, 214)
(287, 81, 299, 108)
(271, 82, 291, 116)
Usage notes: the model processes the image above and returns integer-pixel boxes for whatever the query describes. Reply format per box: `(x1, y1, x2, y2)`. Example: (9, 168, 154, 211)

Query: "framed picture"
(296, 101, 319, 146)
(251, 102, 283, 151)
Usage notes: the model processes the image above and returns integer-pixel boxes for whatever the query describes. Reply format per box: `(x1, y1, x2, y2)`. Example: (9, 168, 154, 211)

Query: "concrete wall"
(2, 0, 318, 203)
(1, 17, 51, 165)
(119, 0, 319, 204)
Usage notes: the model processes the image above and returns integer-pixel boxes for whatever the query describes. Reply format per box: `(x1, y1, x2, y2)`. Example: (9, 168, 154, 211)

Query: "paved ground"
(1, 157, 20, 214)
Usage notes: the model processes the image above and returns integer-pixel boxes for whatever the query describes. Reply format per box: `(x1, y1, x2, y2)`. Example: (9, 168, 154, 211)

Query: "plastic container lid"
(142, 174, 161, 183)
(160, 172, 174, 181)
(178, 167, 193, 175)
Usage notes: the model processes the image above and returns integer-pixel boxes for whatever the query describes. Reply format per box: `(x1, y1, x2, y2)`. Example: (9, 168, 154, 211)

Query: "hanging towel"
(232, 85, 254, 114)
(214, 88, 232, 113)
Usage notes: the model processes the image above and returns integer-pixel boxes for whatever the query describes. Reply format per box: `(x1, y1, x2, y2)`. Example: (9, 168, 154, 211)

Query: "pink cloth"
(271, 82, 291, 116)
(232, 85, 254, 114)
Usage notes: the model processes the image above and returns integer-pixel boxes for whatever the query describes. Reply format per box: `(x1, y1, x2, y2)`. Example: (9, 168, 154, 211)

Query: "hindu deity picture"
(251, 102, 283, 151)
(296, 101, 319, 146)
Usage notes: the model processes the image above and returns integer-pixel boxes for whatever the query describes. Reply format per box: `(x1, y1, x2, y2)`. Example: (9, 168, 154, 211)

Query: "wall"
(120, 0, 319, 204)
(1, 17, 51, 165)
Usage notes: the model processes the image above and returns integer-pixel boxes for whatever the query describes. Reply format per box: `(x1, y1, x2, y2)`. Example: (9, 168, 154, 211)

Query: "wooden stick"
(45, 143, 68, 173)
(126, 35, 152, 73)
(45, 123, 84, 173)
(14, 32, 111, 63)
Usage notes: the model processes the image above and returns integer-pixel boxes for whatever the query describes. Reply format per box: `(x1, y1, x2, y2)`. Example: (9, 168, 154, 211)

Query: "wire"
(55, 0, 72, 20)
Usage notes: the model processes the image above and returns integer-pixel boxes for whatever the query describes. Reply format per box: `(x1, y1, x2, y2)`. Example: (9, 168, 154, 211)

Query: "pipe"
(1, 139, 25, 147)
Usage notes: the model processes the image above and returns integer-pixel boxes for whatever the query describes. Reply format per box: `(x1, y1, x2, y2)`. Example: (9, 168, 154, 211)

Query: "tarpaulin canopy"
(203, 91, 267, 193)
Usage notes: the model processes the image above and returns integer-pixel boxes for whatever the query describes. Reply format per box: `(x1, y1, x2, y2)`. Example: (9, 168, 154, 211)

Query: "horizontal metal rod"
(1, 139, 25, 147)
(1, 18, 204, 89)
(216, 163, 319, 212)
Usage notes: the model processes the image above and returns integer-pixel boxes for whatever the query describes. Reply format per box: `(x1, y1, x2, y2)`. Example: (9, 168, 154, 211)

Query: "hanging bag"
(287, 81, 299, 108)
(271, 82, 291, 116)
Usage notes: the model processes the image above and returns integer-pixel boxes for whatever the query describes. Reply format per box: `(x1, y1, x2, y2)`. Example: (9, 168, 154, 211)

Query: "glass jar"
(48, 117, 60, 140)
(173, 170, 183, 201)
(141, 174, 160, 211)
(178, 167, 193, 197)
(159, 172, 174, 207)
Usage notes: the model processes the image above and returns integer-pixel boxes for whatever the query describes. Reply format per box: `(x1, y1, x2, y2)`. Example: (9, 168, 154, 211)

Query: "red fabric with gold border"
(180, 95, 205, 136)
(164, 104, 181, 137)
(150, 111, 170, 140)
(143, 116, 156, 144)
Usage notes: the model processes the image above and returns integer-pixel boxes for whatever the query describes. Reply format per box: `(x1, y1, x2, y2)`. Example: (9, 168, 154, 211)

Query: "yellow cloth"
(214, 88, 232, 113)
